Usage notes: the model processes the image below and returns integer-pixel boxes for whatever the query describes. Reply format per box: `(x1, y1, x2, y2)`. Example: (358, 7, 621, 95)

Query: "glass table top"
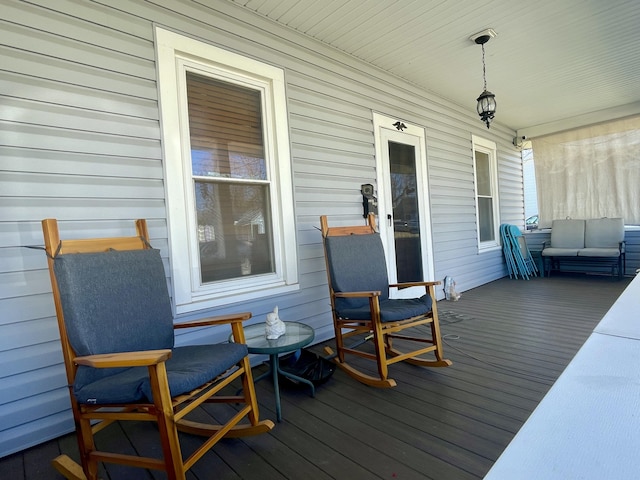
(232, 321, 315, 354)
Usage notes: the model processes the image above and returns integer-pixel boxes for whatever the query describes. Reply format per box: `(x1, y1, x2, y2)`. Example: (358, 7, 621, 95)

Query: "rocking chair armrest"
(173, 312, 252, 329)
(390, 280, 441, 289)
(334, 290, 381, 298)
(74, 349, 172, 368)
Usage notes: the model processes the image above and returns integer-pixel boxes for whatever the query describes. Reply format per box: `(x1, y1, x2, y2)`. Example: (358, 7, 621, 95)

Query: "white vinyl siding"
(0, 0, 522, 457)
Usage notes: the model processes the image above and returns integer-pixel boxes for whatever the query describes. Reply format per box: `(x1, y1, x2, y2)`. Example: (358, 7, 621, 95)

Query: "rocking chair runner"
(320, 214, 451, 388)
(42, 219, 274, 480)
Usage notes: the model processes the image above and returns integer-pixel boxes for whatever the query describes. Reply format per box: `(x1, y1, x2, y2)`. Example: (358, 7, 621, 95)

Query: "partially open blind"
(186, 72, 265, 179)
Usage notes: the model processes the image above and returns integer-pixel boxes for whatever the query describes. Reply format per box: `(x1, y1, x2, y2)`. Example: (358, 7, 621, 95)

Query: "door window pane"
(389, 141, 423, 282)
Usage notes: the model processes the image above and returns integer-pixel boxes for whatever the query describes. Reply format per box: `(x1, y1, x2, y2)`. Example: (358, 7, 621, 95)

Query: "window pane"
(195, 181, 274, 283)
(187, 72, 266, 180)
(475, 151, 491, 196)
(389, 141, 423, 282)
(478, 197, 495, 242)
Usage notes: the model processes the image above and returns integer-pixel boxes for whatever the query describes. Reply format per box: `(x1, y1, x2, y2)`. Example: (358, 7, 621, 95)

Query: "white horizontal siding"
(1, 97, 160, 139)
(1, 46, 157, 100)
(0, 342, 64, 379)
(0, 0, 521, 457)
(1, 122, 161, 158)
(0, 146, 163, 178)
(0, 70, 159, 119)
(0, 20, 154, 80)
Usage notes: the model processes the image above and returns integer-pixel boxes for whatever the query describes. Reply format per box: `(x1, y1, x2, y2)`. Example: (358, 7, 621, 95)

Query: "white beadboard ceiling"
(226, 0, 640, 137)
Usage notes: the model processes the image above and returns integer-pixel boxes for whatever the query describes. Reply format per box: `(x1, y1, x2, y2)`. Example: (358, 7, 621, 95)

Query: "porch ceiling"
(227, 0, 640, 137)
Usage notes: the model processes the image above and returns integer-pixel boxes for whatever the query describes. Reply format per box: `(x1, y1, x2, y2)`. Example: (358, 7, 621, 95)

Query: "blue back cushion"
(324, 233, 389, 311)
(54, 249, 175, 388)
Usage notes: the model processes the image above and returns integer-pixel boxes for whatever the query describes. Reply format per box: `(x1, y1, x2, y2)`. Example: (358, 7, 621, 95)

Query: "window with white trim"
(472, 135, 500, 251)
(155, 28, 298, 314)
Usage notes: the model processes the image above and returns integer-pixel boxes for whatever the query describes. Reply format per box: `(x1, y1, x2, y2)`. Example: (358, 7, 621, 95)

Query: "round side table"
(232, 321, 315, 422)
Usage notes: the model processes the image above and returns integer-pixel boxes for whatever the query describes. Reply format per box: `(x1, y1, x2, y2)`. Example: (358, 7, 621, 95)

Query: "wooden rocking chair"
(320, 214, 451, 388)
(42, 219, 274, 480)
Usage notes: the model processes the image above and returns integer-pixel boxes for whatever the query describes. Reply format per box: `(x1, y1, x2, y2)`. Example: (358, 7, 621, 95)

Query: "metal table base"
(254, 351, 315, 422)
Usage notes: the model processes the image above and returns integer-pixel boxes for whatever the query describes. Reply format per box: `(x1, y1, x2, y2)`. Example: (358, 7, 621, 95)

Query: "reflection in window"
(475, 150, 495, 242)
(472, 136, 500, 248)
(389, 141, 422, 282)
(195, 182, 273, 282)
(187, 73, 274, 283)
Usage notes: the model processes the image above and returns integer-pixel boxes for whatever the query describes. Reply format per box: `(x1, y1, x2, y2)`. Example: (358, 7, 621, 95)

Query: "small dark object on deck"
(280, 349, 336, 386)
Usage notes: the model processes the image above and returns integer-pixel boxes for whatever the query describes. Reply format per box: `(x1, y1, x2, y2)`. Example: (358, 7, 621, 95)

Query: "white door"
(373, 113, 435, 299)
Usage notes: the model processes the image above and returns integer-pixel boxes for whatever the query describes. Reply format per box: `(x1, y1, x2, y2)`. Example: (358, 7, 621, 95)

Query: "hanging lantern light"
(472, 29, 497, 128)
(476, 89, 496, 128)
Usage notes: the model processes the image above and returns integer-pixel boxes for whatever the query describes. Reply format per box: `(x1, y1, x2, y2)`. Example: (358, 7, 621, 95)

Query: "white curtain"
(531, 115, 640, 227)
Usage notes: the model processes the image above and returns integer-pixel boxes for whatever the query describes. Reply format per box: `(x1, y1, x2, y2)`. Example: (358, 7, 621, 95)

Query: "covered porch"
(2, 273, 630, 479)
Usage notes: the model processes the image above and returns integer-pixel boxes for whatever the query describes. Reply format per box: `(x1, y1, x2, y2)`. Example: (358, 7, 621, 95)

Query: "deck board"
(1, 273, 631, 479)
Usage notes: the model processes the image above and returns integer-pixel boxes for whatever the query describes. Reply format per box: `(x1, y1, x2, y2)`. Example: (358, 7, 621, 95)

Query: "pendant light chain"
(481, 43, 487, 91)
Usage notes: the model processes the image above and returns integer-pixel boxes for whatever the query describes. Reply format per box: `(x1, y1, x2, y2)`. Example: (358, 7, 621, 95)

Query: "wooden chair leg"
(148, 363, 186, 480)
(52, 455, 88, 480)
(371, 322, 389, 382)
(429, 300, 449, 364)
(77, 416, 98, 480)
(333, 322, 346, 363)
(430, 321, 453, 366)
(240, 356, 261, 426)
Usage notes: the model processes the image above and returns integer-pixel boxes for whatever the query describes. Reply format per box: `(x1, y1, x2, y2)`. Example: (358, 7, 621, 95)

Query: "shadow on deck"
(2, 273, 631, 479)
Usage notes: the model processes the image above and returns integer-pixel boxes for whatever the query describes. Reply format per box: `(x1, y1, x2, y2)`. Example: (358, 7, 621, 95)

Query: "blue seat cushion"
(74, 343, 248, 405)
(336, 295, 433, 322)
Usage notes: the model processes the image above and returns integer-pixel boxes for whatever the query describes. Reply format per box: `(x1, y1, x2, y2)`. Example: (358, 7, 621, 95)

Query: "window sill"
(175, 282, 300, 315)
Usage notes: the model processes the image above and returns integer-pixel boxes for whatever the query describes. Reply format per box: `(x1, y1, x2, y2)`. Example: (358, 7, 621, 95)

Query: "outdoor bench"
(541, 218, 625, 278)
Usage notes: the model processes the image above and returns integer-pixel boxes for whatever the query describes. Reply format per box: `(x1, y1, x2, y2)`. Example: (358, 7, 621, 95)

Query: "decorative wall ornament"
(392, 121, 407, 131)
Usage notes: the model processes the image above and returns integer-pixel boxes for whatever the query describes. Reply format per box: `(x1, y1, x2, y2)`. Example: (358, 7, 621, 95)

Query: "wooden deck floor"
(2, 273, 631, 479)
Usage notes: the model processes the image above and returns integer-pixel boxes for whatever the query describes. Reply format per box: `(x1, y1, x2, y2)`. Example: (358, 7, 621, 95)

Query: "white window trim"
(155, 27, 298, 314)
(472, 135, 501, 252)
